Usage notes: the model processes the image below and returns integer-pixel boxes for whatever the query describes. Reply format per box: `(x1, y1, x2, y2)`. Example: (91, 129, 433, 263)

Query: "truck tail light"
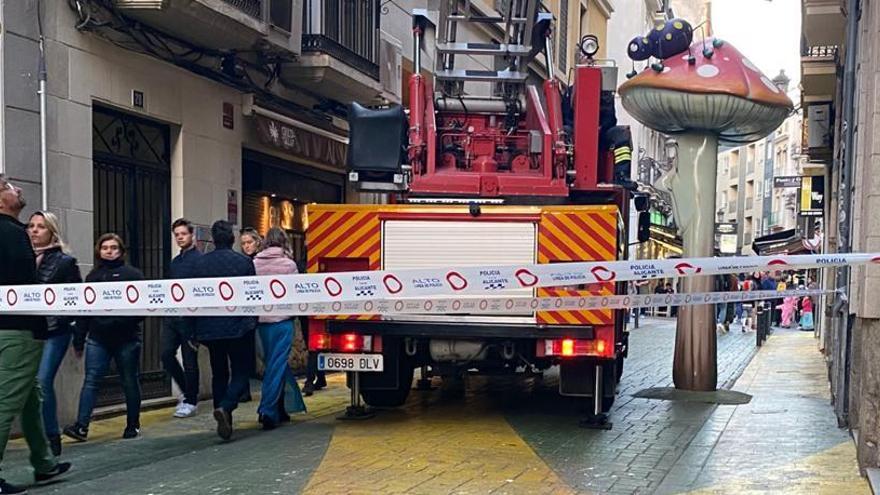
(330, 333, 374, 353)
(540, 338, 614, 358)
(309, 331, 330, 351)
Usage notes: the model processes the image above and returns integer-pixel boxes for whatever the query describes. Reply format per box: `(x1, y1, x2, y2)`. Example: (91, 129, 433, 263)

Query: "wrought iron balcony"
(302, 0, 380, 80)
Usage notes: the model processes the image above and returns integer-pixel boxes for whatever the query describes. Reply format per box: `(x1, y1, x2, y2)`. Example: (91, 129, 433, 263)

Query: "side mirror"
(634, 194, 649, 212)
(637, 211, 650, 243)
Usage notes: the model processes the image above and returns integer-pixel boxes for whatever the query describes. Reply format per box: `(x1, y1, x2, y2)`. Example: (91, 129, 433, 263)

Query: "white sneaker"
(173, 403, 198, 418)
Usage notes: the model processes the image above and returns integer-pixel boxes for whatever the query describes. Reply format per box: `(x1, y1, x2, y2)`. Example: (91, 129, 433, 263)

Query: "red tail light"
(540, 338, 614, 358)
(308, 331, 330, 351)
(329, 333, 373, 353)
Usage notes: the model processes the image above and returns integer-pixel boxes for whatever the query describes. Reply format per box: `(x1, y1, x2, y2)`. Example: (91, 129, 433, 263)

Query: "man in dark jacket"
(163, 218, 202, 419)
(0, 174, 71, 494)
(192, 220, 258, 440)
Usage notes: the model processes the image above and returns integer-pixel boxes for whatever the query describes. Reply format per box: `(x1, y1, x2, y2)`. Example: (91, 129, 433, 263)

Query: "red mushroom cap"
(618, 38, 793, 144)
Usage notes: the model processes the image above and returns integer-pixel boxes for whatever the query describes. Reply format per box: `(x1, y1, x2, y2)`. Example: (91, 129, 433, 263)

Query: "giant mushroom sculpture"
(619, 37, 792, 391)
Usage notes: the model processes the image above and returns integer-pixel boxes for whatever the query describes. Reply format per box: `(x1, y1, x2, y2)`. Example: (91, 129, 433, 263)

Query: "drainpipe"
(38, 37, 47, 210)
(38, 0, 48, 210)
(835, 0, 860, 423)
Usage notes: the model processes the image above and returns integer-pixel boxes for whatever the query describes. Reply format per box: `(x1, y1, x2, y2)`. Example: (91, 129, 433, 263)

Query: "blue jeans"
(37, 331, 72, 437)
(257, 321, 306, 422)
(716, 303, 727, 324)
(76, 339, 142, 428)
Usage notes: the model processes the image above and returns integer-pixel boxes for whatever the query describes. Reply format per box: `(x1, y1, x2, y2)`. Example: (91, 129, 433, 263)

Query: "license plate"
(317, 353, 384, 372)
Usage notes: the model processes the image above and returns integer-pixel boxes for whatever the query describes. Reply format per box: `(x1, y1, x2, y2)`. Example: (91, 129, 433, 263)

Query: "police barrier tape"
(18, 290, 830, 317)
(0, 253, 866, 314)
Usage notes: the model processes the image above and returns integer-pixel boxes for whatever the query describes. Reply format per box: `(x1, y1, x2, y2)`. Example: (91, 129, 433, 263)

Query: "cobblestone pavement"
(2, 318, 865, 494)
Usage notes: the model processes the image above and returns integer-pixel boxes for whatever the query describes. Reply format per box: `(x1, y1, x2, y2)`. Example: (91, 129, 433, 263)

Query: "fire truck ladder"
(435, 0, 544, 92)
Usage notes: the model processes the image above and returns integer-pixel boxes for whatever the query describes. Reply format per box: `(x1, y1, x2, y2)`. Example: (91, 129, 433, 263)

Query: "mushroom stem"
(668, 132, 719, 391)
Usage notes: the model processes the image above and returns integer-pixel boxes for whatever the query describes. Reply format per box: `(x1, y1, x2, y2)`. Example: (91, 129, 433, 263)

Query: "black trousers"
(299, 317, 325, 386)
(160, 321, 200, 405)
(204, 330, 255, 413)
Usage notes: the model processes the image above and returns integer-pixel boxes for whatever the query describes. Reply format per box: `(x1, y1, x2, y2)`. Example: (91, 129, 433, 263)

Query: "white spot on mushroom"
(663, 66, 672, 74)
(723, 57, 730, 61)
(742, 58, 760, 73)
(630, 43, 638, 52)
(697, 64, 720, 78)
(761, 76, 781, 93)
(682, 54, 691, 61)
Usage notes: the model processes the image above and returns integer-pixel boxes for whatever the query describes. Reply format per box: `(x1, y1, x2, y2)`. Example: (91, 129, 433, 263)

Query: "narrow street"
(3, 318, 865, 494)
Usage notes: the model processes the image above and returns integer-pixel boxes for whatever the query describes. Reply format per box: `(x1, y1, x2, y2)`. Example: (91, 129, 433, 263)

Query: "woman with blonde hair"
(27, 211, 82, 456)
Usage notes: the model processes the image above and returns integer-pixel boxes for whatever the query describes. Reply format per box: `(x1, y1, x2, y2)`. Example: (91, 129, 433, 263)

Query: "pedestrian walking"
(237, 226, 262, 403)
(0, 175, 72, 495)
(28, 211, 83, 457)
(192, 220, 258, 440)
(295, 245, 326, 396)
(162, 218, 202, 419)
(715, 275, 730, 333)
(780, 295, 797, 328)
(253, 228, 306, 430)
(64, 234, 145, 442)
(799, 291, 815, 331)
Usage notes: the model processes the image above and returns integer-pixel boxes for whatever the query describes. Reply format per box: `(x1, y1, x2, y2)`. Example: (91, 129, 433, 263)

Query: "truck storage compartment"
(382, 219, 537, 319)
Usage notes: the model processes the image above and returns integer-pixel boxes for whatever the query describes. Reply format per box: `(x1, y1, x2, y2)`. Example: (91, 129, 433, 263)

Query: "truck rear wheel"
(360, 365, 415, 408)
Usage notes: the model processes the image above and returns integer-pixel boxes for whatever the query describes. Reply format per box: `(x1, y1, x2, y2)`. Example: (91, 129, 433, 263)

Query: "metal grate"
(302, 0, 380, 79)
(93, 106, 172, 406)
(221, 0, 263, 18)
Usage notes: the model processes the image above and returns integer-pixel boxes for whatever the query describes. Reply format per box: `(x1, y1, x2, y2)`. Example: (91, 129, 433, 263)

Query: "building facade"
(715, 109, 806, 254)
(0, 0, 611, 433)
(800, 0, 880, 479)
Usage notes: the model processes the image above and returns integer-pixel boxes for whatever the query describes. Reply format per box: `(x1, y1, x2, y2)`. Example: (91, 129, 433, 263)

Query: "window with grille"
(558, 0, 568, 74)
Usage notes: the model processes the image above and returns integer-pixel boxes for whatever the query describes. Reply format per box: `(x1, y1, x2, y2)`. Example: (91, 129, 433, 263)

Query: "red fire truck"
(306, 2, 647, 426)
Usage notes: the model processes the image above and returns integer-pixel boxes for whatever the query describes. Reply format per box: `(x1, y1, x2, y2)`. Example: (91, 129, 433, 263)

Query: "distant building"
(715, 73, 807, 255)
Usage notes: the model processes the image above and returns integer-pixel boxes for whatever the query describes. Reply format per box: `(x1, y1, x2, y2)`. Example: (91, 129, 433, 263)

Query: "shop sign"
(800, 175, 825, 217)
(774, 176, 802, 188)
(715, 222, 737, 255)
(254, 114, 347, 168)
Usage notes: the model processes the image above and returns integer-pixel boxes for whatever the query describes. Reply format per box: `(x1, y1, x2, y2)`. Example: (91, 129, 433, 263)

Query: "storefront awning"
(752, 229, 816, 256)
(648, 224, 683, 255)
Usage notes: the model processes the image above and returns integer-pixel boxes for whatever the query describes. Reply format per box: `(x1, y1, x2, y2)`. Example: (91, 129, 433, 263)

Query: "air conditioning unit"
(114, 0, 167, 8)
(807, 104, 832, 150)
(379, 34, 403, 101)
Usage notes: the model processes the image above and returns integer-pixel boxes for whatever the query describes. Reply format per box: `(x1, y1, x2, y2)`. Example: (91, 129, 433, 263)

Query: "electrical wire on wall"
(66, 0, 349, 125)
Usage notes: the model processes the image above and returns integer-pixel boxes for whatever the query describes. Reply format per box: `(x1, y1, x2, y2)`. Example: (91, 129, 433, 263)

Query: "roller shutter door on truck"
(382, 220, 536, 321)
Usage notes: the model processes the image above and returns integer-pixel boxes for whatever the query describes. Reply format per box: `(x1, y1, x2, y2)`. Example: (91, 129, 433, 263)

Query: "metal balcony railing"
(801, 42, 839, 59)
(303, 0, 380, 80)
(222, 0, 263, 18)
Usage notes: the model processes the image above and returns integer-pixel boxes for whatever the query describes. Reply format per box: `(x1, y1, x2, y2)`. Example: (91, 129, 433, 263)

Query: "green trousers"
(0, 330, 55, 474)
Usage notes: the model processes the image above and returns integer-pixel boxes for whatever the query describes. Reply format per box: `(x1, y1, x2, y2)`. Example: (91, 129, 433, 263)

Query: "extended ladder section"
(435, 0, 543, 90)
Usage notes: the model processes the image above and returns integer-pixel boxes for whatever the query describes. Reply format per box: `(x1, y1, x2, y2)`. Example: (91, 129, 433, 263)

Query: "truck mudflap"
(559, 359, 618, 412)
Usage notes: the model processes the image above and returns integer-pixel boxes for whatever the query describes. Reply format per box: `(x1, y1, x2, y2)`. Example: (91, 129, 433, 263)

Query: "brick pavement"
(655, 327, 868, 494)
(2, 317, 865, 494)
(505, 317, 758, 494)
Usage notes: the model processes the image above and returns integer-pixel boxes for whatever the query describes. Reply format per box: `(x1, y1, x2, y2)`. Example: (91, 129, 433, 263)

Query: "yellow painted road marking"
(303, 399, 576, 495)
